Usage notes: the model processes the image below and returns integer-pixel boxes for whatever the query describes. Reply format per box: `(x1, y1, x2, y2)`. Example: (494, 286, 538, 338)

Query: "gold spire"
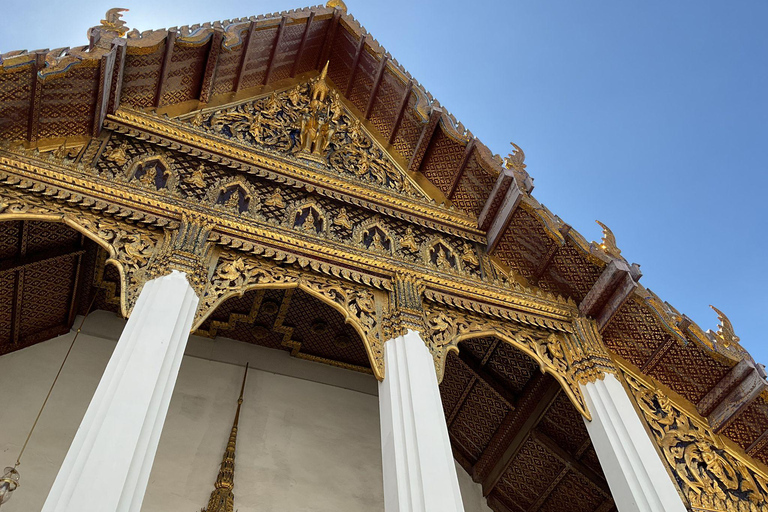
(201, 363, 249, 512)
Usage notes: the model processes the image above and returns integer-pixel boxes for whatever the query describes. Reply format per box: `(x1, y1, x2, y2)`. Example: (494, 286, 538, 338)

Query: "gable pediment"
(177, 67, 430, 202)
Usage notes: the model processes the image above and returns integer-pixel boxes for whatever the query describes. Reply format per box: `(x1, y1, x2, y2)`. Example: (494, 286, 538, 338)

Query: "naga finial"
(326, 0, 348, 13)
(594, 220, 622, 259)
(100, 8, 130, 36)
(709, 305, 740, 348)
(504, 142, 526, 172)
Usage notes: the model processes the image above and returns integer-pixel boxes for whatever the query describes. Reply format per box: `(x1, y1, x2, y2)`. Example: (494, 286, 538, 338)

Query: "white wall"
(0, 310, 491, 512)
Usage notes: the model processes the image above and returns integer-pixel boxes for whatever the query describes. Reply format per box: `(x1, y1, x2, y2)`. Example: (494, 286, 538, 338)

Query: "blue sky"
(2, 1, 766, 365)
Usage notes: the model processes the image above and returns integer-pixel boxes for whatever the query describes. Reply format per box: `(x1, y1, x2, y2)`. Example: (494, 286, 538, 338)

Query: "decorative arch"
(125, 153, 178, 193)
(422, 302, 604, 420)
(422, 237, 462, 273)
(0, 189, 165, 318)
(207, 175, 259, 215)
(195, 251, 386, 380)
(352, 216, 395, 255)
(284, 198, 327, 236)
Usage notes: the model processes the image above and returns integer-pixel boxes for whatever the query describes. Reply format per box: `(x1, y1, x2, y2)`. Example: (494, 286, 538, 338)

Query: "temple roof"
(1, 1, 767, 471)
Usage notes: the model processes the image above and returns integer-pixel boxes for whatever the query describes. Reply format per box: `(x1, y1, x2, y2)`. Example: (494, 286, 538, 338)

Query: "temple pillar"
(41, 270, 199, 512)
(378, 329, 465, 512)
(581, 374, 687, 512)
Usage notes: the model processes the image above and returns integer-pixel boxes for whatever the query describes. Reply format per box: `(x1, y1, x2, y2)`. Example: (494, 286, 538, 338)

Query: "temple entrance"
(441, 337, 616, 512)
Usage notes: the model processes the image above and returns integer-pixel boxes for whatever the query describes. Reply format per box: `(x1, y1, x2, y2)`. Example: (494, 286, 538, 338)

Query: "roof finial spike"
(594, 220, 623, 260)
(320, 60, 329, 80)
(100, 8, 130, 36)
(326, 0, 348, 13)
(201, 363, 249, 512)
(504, 142, 526, 171)
(709, 306, 740, 348)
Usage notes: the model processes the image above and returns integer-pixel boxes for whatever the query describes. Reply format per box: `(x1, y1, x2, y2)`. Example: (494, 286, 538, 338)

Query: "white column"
(42, 270, 199, 512)
(582, 374, 687, 512)
(378, 329, 465, 512)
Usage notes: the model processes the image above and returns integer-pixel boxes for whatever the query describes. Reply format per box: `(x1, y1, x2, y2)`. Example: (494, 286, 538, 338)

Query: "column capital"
(146, 214, 218, 299)
(383, 272, 426, 339)
(569, 315, 618, 384)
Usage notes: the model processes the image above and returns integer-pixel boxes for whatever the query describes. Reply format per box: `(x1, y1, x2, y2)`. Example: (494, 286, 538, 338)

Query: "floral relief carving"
(626, 374, 768, 512)
(189, 66, 427, 200)
(196, 251, 385, 379)
(422, 302, 593, 419)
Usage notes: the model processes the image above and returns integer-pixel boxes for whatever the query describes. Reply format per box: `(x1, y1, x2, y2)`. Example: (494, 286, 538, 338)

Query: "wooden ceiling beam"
(487, 493, 521, 512)
(27, 52, 45, 142)
(107, 39, 126, 115)
(9, 221, 29, 345)
(0, 244, 85, 274)
(526, 465, 569, 512)
(530, 430, 610, 495)
(290, 11, 315, 78)
(198, 28, 224, 105)
(92, 45, 118, 136)
(264, 16, 287, 86)
(479, 374, 561, 495)
(447, 137, 476, 200)
(458, 345, 516, 408)
(530, 224, 571, 285)
(365, 55, 388, 119)
(154, 29, 177, 108)
(388, 79, 412, 146)
(317, 9, 341, 70)
(407, 106, 441, 174)
(234, 21, 257, 93)
(345, 34, 368, 98)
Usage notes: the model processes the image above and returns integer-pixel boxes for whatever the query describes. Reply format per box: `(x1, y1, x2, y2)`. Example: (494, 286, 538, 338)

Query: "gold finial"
(320, 60, 329, 80)
(326, 0, 348, 13)
(201, 363, 249, 512)
(99, 8, 129, 37)
(504, 142, 526, 171)
(594, 220, 622, 259)
(709, 306, 740, 348)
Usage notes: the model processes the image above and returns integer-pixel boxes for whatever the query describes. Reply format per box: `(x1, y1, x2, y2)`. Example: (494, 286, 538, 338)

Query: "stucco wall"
(0, 310, 490, 512)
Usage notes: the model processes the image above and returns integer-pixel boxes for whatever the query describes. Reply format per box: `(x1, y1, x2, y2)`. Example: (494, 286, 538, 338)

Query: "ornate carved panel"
(626, 372, 768, 511)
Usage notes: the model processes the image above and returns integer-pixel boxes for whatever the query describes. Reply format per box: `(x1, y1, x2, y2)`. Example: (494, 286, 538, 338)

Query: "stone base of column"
(582, 374, 687, 512)
(378, 329, 465, 512)
(42, 271, 199, 512)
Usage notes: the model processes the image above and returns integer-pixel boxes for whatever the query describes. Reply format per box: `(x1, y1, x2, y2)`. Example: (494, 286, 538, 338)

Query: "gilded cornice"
(0, 147, 577, 327)
(105, 109, 484, 239)
(619, 359, 768, 511)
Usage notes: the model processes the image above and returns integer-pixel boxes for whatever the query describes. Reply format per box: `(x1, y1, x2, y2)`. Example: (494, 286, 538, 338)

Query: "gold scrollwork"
(421, 303, 610, 420)
(626, 374, 768, 511)
(196, 251, 386, 379)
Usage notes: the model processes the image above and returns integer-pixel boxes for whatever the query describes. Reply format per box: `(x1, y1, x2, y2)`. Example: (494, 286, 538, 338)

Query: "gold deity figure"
(436, 247, 451, 271)
(303, 210, 317, 232)
(265, 187, 285, 208)
(334, 208, 352, 230)
(461, 243, 479, 266)
(106, 141, 129, 166)
(370, 230, 386, 252)
(138, 165, 157, 187)
(299, 112, 334, 155)
(400, 227, 418, 252)
(225, 189, 240, 210)
(187, 163, 206, 188)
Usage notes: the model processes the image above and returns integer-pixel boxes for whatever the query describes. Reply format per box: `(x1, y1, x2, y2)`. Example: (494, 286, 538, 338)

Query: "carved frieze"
(190, 65, 428, 200)
(196, 250, 386, 379)
(626, 373, 768, 512)
(419, 301, 609, 420)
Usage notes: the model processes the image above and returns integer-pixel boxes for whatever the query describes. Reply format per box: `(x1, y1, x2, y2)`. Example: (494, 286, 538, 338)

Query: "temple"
(0, 3, 766, 512)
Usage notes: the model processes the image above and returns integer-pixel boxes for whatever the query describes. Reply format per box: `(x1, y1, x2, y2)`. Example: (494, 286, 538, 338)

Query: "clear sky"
(2, 1, 766, 366)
